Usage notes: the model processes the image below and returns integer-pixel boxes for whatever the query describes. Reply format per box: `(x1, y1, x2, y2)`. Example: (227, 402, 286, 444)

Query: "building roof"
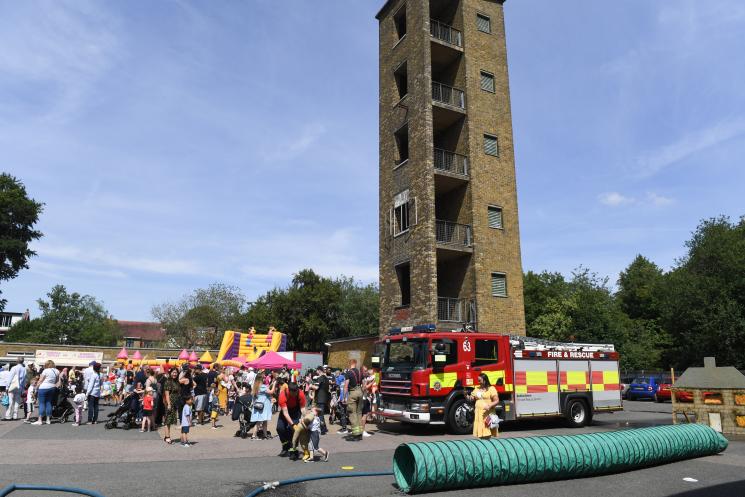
(117, 321, 166, 342)
(674, 357, 745, 390)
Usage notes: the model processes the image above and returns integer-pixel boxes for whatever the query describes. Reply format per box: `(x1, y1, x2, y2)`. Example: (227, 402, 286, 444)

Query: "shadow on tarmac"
(668, 480, 745, 497)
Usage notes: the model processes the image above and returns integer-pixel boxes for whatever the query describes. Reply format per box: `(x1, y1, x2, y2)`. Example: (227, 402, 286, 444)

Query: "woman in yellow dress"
(469, 373, 499, 439)
(215, 365, 229, 413)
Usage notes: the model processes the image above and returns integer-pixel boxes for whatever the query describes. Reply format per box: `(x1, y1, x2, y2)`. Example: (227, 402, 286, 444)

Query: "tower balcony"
(432, 81, 465, 110)
(437, 297, 477, 324)
(430, 19, 462, 48)
(436, 220, 472, 249)
(434, 148, 468, 177)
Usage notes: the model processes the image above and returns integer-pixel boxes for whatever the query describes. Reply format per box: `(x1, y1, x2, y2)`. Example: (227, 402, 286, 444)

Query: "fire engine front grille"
(380, 373, 412, 396)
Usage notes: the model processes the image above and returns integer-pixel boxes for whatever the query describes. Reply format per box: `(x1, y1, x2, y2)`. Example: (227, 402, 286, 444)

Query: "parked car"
(627, 376, 665, 401)
(620, 374, 636, 399)
(656, 381, 693, 403)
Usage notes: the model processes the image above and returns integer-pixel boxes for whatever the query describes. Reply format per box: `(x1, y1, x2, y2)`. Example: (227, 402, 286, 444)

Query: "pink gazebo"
(116, 347, 129, 360)
(178, 349, 190, 361)
(247, 351, 301, 370)
(132, 350, 142, 361)
(188, 351, 199, 362)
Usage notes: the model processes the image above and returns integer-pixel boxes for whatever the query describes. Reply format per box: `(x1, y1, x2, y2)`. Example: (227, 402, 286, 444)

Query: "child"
(72, 385, 86, 426)
(181, 395, 193, 447)
(209, 383, 219, 429)
(141, 387, 154, 432)
(102, 380, 112, 406)
(23, 381, 36, 423)
(291, 411, 315, 462)
(309, 406, 329, 462)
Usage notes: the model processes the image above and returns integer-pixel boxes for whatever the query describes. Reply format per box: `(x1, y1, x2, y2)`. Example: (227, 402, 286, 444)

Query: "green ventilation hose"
(393, 424, 728, 494)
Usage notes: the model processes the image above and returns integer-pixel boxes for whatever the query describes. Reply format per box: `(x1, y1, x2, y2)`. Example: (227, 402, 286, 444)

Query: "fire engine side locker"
(590, 360, 622, 409)
(513, 359, 560, 417)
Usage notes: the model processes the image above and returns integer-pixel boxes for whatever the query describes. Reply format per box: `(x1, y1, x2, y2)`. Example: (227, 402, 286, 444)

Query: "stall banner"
(35, 349, 103, 367)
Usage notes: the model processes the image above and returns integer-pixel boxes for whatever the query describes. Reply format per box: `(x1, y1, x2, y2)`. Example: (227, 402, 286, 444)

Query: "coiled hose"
(393, 424, 728, 494)
(244, 471, 394, 497)
(0, 484, 106, 497)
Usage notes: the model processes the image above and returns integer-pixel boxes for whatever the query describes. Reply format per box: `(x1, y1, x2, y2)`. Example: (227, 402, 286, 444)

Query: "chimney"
(704, 357, 716, 369)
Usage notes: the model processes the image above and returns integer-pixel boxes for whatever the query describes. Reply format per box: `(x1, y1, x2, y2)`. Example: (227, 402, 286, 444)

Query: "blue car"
(626, 376, 666, 401)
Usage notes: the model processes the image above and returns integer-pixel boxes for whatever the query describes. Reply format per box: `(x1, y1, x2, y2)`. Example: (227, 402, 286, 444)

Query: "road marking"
(683, 477, 698, 483)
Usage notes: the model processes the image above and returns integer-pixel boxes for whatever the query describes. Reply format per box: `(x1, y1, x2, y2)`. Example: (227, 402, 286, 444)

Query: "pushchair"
(51, 386, 75, 424)
(104, 392, 140, 430)
(232, 393, 256, 439)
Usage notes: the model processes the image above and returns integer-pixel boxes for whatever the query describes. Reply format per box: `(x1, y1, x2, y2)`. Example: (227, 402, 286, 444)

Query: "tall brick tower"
(376, 0, 525, 335)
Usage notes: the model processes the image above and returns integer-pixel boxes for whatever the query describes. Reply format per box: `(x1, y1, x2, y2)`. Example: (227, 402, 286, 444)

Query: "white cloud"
(646, 192, 674, 206)
(260, 122, 326, 162)
(636, 118, 745, 177)
(237, 228, 377, 283)
(36, 243, 203, 276)
(30, 260, 128, 280)
(598, 192, 635, 207)
(598, 191, 674, 208)
(0, 1, 120, 122)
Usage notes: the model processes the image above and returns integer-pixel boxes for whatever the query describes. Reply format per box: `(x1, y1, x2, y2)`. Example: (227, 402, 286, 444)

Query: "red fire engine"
(372, 324, 622, 434)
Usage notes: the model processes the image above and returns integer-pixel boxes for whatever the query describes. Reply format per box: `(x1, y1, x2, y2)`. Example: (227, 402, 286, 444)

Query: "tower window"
(394, 123, 409, 166)
(480, 71, 495, 93)
(484, 134, 499, 156)
(491, 273, 507, 297)
(488, 206, 503, 229)
(394, 6, 407, 41)
(392, 189, 412, 236)
(477, 14, 491, 34)
(396, 262, 411, 307)
(394, 62, 408, 100)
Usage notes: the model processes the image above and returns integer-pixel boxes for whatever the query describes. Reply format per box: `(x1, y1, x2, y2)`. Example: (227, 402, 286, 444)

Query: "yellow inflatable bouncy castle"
(215, 327, 287, 367)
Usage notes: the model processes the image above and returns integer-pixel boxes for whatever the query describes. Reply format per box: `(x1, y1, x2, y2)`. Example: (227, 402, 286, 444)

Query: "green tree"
(337, 277, 379, 338)
(616, 255, 664, 320)
(6, 285, 118, 345)
(273, 269, 342, 351)
(241, 270, 380, 351)
(152, 283, 248, 348)
(523, 270, 569, 331)
(660, 216, 745, 369)
(0, 173, 44, 310)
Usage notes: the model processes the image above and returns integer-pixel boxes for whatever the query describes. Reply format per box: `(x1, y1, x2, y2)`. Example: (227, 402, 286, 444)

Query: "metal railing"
(438, 297, 476, 323)
(432, 81, 465, 109)
(434, 148, 469, 176)
(436, 220, 472, 247)
(430, 19, 463, 47)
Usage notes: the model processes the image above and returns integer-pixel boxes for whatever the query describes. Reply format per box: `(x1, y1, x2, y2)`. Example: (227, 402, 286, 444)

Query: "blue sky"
(2, 1, 744, 321)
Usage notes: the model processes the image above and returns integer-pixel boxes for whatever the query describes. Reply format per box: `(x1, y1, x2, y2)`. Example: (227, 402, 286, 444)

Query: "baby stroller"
(105, 392, 140, 430)
(232, 393, 255, 439)
(51, 386, 75, 424)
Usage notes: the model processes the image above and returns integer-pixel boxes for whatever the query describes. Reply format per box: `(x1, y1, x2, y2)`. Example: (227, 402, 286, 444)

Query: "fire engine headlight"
(410, 402, 430, 413)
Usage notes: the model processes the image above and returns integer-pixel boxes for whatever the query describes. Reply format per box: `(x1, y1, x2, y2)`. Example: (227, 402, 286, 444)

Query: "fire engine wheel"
(566, 399, 590, 428)
(447, 398, 474, 435)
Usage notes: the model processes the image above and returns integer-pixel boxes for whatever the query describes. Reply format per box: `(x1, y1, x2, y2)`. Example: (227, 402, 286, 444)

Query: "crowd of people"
(0, 356, 381, 457)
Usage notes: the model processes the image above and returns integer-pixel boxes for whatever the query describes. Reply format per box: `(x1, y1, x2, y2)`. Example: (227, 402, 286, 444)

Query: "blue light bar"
(387, 324, 437, 335)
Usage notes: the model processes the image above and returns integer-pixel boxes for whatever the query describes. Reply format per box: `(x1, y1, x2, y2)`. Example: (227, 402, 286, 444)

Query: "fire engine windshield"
(383, 339, 428, 371)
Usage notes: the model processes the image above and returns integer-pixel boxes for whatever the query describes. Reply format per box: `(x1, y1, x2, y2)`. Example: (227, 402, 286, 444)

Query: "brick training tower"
(376, 0, 526, 335)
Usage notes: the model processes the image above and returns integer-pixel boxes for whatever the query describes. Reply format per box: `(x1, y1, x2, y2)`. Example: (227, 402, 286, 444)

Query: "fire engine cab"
(372, 324, 622, 434)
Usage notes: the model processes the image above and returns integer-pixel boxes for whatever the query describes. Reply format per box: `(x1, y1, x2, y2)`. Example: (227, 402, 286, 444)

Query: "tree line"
(525, 216, 745, 370)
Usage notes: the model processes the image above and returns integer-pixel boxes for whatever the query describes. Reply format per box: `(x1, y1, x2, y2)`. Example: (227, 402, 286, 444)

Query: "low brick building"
(326, 335, 380, 370)
(117, 321, 167, 348)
